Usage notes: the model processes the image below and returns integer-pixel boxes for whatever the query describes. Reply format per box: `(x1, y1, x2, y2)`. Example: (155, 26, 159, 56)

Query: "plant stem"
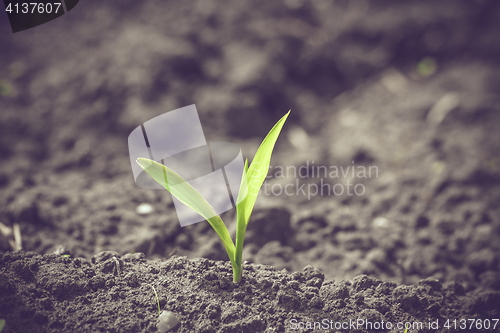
(232, 263, 242, 283)
(234, 207, 247, 282)
(150, 285, 160, 316)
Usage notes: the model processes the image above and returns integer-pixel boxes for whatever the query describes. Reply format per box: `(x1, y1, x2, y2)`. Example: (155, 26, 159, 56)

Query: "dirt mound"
(1, 252, 499, 333)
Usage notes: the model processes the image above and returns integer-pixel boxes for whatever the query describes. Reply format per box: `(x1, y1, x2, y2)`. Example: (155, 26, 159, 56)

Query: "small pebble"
(373, 217, 389, 228)
(136, 203, 155, 215)
(157, 310, 180, 333)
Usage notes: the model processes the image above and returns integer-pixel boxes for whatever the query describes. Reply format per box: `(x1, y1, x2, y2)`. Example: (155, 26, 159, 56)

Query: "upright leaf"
(237, 111, 290, 225)
(234, 111, 290, 281)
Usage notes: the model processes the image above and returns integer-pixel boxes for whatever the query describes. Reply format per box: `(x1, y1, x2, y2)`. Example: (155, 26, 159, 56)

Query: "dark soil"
(1, 0, 500, 332)
(1, 251, 499, 333)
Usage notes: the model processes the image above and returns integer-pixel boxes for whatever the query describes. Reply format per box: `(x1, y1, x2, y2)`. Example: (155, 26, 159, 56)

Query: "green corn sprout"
(137, 111, 290, 282)
(150, 285, 161, 316)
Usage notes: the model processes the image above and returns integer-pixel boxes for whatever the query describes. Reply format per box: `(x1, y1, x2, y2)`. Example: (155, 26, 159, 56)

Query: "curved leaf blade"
(136, 158, 235, 259)
(137, 158, 218, 220)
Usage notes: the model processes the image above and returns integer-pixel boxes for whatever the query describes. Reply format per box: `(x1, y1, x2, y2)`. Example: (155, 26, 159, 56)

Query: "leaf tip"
(279, 110, 291, 124)
(136, 157, 154, 170)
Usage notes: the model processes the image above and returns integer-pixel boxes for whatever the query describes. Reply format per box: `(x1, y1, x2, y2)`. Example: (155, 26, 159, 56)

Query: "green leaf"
(137, 158, 219, 220)
(237, 110, 290, 225)
(235, 159, 249, 206)
(234, 111, 290, 281)
(0, 319, 5, 333)
(136, 158, 236, 263)
(136, 110, 290, 283)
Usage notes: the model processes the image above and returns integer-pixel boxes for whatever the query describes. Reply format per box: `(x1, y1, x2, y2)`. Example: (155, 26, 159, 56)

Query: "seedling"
(150, 285, 161, 316)
(137, 111, 290, 282)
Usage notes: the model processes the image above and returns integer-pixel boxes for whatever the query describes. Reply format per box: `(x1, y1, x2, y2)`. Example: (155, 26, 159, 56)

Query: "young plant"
(150, 285, 161, 316)
(137, 111, 290, 282)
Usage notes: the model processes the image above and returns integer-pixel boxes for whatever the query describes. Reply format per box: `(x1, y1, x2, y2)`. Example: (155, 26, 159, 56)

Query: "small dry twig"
(167, 248, 178, 258)
(13, 223, 22, 251)
(0, 221, 23, 252)
(0, 222, 12, 238)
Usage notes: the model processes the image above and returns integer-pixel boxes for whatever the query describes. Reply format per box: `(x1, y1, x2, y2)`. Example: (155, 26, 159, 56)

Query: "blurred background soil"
(1, 0, 500, 292)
